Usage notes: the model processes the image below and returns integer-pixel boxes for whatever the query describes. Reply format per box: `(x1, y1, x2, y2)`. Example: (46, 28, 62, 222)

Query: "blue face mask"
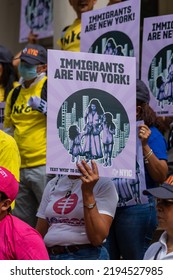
(18, 62, 37, 81)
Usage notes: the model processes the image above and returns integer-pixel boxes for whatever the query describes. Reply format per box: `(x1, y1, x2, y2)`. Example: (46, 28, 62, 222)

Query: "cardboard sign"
(46, 50, 136, 178)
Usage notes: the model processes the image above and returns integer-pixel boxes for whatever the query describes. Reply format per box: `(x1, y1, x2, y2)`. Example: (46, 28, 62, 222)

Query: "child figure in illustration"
(101, 112, 116, 166)
(156, 75, 166, 109)
(116, 45, 124, 56)
(68, 125, 85, 163)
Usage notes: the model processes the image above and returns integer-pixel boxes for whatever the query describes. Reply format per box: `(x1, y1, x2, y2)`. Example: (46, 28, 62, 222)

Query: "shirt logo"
(53, 194, 78, 214)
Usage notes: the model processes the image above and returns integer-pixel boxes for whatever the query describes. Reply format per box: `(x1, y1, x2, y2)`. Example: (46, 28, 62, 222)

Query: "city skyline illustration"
(58, 94, 130, 164)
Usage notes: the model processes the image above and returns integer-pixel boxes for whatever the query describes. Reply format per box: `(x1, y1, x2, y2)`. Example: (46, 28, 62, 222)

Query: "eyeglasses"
(156, 198, 173, 207)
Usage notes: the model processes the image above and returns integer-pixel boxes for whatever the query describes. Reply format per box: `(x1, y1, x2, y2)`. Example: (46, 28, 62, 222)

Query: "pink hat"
(0, 167, 19, 202)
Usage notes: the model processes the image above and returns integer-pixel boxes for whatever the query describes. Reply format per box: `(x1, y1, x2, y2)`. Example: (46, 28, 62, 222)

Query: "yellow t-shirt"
(57, 18, 81, 52)
(4, 77, 47, 168)
(0, 130, 20, 181)
(0, 129, 21, 210)
(0, 82, 19, 102)
(0, 86, 5, 102)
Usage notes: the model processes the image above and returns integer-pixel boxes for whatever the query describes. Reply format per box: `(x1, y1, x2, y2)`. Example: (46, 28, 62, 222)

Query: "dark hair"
(105, 38, 116, 48)
(163, 117, 173, 130)
(88, 98, 104, 115)
(0, 191, 8, 201)
(104, 112, 112, 124)
(69, 125, 79, 140)
(104, 112, 116, 130)
(0, 191, 11, 213)
(0, 62, 18, 100)
(137, 101, 166, 134)
(136, 79, 150, 104)
(156, 76, 164, 88)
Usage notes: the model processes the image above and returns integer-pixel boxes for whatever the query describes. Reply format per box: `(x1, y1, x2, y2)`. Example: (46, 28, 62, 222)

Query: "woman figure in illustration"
(68, 125, 85, 163)
(83, 98, 104, 161)
(166, 57, 173, 102)
(37, 0, 44, 29)
(104, 38, 117, 55)
(101, 112, 116, 167)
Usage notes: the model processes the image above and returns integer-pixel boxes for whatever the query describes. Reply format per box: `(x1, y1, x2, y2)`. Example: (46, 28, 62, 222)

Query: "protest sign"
(112, 121, 147, 206)
(141, 14, 173, 116)
(19, 0, 53, 43)
(46, 50, 136, 178)
(80, 0, 140, 77)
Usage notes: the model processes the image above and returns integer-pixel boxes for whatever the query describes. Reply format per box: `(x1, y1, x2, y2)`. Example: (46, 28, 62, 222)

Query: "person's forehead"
(157, 198, 173, 207)
(20, 59, 42, 66)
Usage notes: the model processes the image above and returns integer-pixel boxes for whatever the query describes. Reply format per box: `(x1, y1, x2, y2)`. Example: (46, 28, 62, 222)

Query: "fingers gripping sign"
(138, 124, 151, 146)
(76, 160, 99, 190)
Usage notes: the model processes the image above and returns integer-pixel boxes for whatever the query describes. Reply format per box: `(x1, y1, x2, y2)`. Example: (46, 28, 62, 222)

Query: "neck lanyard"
(154, 246, 162, 260)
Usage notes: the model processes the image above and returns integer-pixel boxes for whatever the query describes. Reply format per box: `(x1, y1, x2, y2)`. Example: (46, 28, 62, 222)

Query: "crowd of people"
(0, 0, 173, 260)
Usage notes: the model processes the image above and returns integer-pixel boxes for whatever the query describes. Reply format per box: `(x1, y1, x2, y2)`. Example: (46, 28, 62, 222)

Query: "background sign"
(19, 0, 53, 43)
(80, 0, 140, 78)
(141, 14, 173, 116)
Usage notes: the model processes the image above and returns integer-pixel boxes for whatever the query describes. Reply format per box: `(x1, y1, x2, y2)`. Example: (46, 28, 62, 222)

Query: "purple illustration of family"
(156, 56, 173, 108)
(104, 38, 124, 56)
(68, 98, 116, 166)
(25, 0, 52, 31)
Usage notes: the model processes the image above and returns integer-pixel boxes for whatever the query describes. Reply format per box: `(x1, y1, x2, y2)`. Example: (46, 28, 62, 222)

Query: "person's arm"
(109, 123, 116, 135)
(35, 218, 49, 238)
(77, 160, 114, 246)
(35, 177, 55, 237)
(3, 88, 15, 133)
(13, 31, 38, 69)
(143, 146, 167, 183)
(69, 139, 74, 154)
(138, 124, 168, 183)
(12, 51, 22, 69)
(15, 224, 49, 260)
(84, 108, 89, 124)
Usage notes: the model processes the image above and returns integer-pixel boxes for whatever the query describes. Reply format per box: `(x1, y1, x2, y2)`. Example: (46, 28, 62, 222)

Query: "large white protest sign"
(47, 50, 136, 178)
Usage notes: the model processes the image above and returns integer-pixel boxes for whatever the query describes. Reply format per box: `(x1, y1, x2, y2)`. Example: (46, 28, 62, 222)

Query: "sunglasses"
(156, 198, 173, 207)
